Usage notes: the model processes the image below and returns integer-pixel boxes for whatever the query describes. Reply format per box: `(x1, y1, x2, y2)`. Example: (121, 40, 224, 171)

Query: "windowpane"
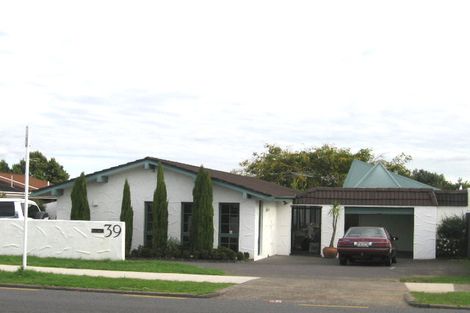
(181, 202, 193, 246)
(0, 202, 15, 217)
(219, 203, 240, 252)
(144, 202, 153, 247)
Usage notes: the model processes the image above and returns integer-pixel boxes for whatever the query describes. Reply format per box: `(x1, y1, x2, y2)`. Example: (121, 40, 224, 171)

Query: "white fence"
(0, 220, 125, 260)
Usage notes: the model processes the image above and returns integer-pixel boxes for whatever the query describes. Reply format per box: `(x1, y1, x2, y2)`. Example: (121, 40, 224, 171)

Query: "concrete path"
(405, 282, 454, 293)
(0, 264, 258, 284)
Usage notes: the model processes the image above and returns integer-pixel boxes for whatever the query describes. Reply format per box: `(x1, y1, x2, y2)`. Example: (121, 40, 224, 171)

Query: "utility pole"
(22, 126, 30, 270)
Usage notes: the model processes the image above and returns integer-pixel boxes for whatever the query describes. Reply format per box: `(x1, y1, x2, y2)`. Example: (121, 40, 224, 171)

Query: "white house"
(33, 157, 296, 260)
(32, 158, 469, 260)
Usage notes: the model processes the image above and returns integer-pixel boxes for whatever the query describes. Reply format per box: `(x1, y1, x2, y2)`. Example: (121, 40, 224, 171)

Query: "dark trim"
(32, 157, 296, 199)
(296, 187, 469, 207)
(435, 190, 468, 207)
(258, 200, 263, 256)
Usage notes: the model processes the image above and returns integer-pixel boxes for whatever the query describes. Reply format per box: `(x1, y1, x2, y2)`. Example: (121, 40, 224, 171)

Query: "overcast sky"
(1, 1, 470, 182)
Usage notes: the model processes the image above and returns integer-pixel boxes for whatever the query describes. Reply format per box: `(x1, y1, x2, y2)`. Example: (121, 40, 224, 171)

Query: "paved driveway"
(189, 256, 469, 307)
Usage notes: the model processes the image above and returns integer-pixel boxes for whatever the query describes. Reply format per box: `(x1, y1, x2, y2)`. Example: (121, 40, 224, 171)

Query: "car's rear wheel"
(384, 255, 392, 266)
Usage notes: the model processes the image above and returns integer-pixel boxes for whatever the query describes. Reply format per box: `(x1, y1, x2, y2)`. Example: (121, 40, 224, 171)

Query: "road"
(0, 287, 451, 313)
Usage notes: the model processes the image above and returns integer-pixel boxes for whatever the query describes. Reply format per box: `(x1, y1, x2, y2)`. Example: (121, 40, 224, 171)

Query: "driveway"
(188, 256, 469, 307)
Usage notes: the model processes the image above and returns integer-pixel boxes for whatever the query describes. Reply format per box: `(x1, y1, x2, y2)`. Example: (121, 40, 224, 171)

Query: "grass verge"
(0, 255, 224, 275)
(0, 270, 232, 296)
(401, 275, 470, 284)
(411, 291, 470, 307)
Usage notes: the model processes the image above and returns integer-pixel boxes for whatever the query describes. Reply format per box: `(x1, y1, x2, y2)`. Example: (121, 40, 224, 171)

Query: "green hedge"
(131, 239, 249, 261)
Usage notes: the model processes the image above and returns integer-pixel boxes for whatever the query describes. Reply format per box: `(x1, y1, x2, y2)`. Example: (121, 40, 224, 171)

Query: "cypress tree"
(152, 162, 168, 250)
(191, 166, 214, 251)
(70, 172, 90, 220)
(120, 179, 134, 256)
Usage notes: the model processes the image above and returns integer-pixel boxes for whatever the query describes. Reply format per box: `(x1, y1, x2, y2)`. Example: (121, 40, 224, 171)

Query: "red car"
(337, 226, 398, 266)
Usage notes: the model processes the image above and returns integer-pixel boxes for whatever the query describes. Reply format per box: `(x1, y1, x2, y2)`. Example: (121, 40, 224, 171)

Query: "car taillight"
(338, 239, 353, 247)
(372, 241, 391, 248)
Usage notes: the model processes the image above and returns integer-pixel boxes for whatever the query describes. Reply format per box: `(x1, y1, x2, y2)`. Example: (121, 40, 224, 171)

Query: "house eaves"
(32, 157, 296, 201)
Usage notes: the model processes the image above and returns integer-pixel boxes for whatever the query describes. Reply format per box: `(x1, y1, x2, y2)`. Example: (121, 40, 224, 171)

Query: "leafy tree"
(11, 151, 69, 184)
(412, 169, 453, 189)
(70, 172, 90, 220)
(238, 144, 374, 190)
(191, 166, 214, 251)
(120, 179, 134, 256)
(152, 163, 168, 250)
(0, 160, 10, 172)
(378, 153, 413, 177)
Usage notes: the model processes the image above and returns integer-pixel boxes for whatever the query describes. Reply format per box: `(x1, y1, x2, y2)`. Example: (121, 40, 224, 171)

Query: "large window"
(144, 202, 153, 247)
(181, 202, 193, 246)
(219, 203, 240, 252)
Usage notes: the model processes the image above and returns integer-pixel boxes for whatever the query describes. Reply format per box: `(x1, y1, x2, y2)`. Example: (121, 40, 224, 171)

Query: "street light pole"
(22, 126, 30, 270)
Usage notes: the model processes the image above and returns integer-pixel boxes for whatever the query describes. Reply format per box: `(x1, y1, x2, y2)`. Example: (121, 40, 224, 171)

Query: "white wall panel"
(414, 206, 437, 259)
(0, 220, 125, 260)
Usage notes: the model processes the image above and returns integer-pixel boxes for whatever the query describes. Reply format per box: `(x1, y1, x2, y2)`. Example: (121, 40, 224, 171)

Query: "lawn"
(0, 270, 231, 295)
(401, 259, 470, 284)
(401, 275, 470, 284)
(0, 255, 224, 275)
(412, 292, 470, 307)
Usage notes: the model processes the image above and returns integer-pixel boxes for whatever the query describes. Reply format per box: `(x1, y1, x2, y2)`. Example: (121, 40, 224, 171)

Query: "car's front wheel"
(339, 255, 347, 266)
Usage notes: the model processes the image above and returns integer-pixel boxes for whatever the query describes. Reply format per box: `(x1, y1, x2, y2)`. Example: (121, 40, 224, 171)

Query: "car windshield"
(345, 227, 386, 238)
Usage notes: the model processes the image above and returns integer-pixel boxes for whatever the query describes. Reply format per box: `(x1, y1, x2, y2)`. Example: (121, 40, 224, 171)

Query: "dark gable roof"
(294, 187, 468, 207)
(149, 157, 296, 198)
(33, 157, 297, 199)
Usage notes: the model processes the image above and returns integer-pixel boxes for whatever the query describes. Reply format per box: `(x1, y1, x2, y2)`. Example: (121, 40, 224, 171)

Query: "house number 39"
(104, 224, 122, 238)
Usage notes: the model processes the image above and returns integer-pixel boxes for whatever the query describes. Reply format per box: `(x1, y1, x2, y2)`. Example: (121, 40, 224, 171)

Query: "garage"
(344, 207, 414, 257)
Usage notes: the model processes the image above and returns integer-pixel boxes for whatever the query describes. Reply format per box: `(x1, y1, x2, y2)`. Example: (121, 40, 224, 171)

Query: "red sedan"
(337, 226, 398, 266)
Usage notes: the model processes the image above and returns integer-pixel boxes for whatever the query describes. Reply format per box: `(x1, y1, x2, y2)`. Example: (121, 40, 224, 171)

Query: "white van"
(0, 198, 49, 220)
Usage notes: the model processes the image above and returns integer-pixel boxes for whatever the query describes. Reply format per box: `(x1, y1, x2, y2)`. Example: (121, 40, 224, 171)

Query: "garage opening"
(345, 207, 414, 258)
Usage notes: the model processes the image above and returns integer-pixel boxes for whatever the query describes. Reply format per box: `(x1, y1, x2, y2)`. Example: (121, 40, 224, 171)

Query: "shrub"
(152, 162, 168, 251)
(166, 238, 182, 258)
(215, 246, 237, 261)
(130, 240, 249, 262)
(437, 215, 467, 257)
(131, 245, 155, 258)
(191, 166, 214, 251)
(70, 172, 90, 220)
(120, 179, 133, 256)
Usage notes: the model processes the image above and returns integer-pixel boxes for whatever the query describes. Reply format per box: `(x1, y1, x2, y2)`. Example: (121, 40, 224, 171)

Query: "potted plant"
(322, 202, 340, 258)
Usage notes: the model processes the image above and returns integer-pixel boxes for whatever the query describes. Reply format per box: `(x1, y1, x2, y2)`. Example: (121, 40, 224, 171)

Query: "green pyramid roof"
(343, 160, 438, 189)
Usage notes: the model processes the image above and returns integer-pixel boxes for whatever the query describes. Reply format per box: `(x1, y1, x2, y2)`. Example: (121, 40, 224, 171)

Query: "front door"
(291, 206, 321, 255)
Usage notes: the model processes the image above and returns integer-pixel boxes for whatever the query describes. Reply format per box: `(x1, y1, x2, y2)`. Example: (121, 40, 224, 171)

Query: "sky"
(1, 1, 470, 182)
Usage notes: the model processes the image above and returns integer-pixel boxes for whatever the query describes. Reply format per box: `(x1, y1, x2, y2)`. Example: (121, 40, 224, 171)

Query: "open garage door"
(345, 207, 414, 257)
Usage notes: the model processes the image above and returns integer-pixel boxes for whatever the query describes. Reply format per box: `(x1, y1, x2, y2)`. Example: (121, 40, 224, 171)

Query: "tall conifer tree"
(120, 179, 134, 255)
(70, 172, 90, 220)
(152, 163, 168, 250)
(191, 166, 214, 251)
